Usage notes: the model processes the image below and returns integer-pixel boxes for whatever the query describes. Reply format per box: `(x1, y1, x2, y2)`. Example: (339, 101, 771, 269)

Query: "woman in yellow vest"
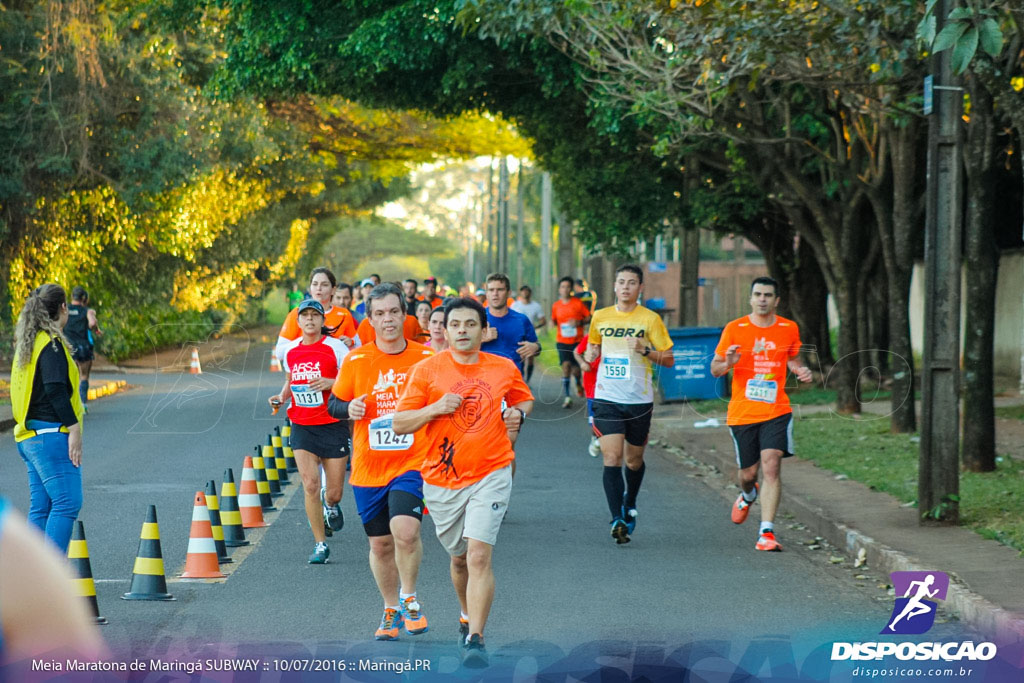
(10, 284, 85, 552)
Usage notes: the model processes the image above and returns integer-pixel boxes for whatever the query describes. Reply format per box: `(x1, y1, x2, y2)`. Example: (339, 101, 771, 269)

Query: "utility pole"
(497, 157, 510, 275)
(920, 0, 963, 525)
(516, 161, 525, 288)
(541, 172, 553, 321)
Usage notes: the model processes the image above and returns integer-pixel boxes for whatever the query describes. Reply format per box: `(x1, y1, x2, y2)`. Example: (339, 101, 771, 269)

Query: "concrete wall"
(909, 250, 1024, 379)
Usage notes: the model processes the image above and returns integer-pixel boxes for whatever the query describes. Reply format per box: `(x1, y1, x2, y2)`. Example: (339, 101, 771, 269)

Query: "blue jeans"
(16, 419, 82, 552)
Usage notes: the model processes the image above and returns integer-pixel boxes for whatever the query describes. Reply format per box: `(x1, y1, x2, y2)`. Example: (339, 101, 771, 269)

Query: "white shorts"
(423, 466, 512, 557)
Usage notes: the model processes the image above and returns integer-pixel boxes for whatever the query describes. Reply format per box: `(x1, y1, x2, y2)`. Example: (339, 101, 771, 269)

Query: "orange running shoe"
(755, 530, 782, 552)
(402, 596, 429, 635)
(375, 607, 404, 641)
(458, 617, 469, 641)
(731, 483, 758, 524)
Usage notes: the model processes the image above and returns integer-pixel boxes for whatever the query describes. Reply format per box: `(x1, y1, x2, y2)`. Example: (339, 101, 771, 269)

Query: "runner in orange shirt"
(422, 277, 444, 309)
(392, 298, 533, 668)
(551, 276, 591, 407)
(275, 267, 358, 365)
(355, 313, 422, 345)
(711, 277, 813, 552)
(328, 283, 435, 641)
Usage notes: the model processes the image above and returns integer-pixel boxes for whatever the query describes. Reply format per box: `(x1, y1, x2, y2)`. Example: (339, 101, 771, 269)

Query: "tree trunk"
(961, 76, 997, 472)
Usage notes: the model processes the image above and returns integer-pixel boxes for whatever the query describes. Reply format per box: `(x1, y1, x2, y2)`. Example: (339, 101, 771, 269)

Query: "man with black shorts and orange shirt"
(710, 276, 813, 552)
(393, 298, 533, 668)
(551, 276, 590, 408)
(585, 264, 674, 544)
(329, 283, 434, 641)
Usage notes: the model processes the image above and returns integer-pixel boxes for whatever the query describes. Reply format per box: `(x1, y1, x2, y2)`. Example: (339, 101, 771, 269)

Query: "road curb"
(651, 420, 1024, 644)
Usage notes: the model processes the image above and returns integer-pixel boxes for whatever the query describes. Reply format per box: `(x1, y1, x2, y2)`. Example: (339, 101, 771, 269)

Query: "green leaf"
(916, 15, 936, 45)
(978, 18, 1004, 58)
(948, 7, 974, 21)
(951, 26, 978, 74)
(933, 20, 968, 53)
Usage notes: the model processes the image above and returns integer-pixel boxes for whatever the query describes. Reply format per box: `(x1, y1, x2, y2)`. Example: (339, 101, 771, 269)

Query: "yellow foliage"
(172, 260, 263, 312)
(1012, 77, 1024, 92)
(268, 219, 311, 282)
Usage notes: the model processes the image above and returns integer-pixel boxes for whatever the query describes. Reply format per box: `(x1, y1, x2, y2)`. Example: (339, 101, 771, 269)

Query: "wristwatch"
(642, 347, 651, 357)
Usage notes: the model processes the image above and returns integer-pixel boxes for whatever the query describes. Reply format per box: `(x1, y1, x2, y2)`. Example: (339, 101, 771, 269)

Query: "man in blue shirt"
(480, 273, 540, 376)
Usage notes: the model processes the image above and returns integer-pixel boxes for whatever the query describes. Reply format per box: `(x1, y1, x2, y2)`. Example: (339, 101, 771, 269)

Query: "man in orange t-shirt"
(711, 277, 812, 553)
(551, 276, 591, 407)
(328, 283, 435, 641)
(393, 298, 533, 668)
(355, 314, 422, 345)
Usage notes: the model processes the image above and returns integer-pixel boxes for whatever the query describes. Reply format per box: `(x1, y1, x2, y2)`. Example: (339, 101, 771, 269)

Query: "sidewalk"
(651, 403, 1024, 647)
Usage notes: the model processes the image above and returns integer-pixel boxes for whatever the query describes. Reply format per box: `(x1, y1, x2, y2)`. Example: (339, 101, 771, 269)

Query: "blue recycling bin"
(655, 327, 728, 402)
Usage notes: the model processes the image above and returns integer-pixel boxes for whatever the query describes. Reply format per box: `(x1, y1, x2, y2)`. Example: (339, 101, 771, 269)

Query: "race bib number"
(602, 355, 631, 380)
(291, 384, 323, 408)
(369, 415, 414, 451)
(745, 379, 778, 403)
(559, 321, 578, 338)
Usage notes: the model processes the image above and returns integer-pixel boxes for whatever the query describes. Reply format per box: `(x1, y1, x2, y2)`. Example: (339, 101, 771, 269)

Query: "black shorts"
(729, 413, 794, 469)
(591, 400, 654, 447)
(289, 421, 351, 459)
(362, 490, 425, 537)
(556, 342, 579, 366)
(71, 345, 94, 362)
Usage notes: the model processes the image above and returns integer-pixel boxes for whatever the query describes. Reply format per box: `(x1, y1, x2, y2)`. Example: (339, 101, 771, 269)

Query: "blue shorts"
(352, 470, 424, 527)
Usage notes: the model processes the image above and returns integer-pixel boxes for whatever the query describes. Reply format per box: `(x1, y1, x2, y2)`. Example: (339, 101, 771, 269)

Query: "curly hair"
(14, 284, 69, 366)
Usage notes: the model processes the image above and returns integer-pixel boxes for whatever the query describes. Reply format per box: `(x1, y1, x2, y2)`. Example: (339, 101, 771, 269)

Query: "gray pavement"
(1, 349, 1022, 680)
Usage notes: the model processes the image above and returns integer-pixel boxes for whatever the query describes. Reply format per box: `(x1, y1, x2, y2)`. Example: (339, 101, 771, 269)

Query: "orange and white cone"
(238, 456, 268, 528)
(269, 351, 282, 373)
(190, 347, 202, 375)
(180, 491, 225, 578)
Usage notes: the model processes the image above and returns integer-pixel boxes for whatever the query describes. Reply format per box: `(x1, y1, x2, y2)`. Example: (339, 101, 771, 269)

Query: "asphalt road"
(0, 347, 926, 679)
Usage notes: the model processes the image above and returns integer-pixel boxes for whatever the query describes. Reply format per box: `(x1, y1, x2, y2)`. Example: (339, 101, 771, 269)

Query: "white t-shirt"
(511, 300, 544, 328)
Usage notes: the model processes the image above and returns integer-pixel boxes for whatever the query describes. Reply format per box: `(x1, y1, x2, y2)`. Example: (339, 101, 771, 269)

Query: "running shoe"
(319, 486, 333, 537)
(588, 437, 601, 458)
(622, 505, 638, 535)
(375, 607, 404, 641)
(401, 596, 429, 635)
(322, 488, 344, 532)
(308, 541, 330, 564)
(731, 483, 758, 525)
(755, 531, 782, 552)
(610, 517, 630, 544)
(458, 617, 469, 641)
(562, 396, 573, 409)
(462, 633, 489, 668)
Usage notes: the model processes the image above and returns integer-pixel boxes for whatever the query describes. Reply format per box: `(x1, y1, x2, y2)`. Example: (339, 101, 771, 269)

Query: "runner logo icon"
(882, 571, 949, 635)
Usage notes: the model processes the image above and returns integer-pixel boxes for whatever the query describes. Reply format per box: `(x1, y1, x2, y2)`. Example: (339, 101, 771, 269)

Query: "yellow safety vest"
(11, 331, 84, 442)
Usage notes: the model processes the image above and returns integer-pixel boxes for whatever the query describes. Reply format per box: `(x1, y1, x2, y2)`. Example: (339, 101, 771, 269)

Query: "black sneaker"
(458, 617, 469, 641)
(321, 487, 344, 532)
(462, 633, 488, 668)
(610, 518, 630, 544)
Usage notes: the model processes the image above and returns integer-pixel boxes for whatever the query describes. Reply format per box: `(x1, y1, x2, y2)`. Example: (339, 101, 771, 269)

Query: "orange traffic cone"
(180, 491, 225, 579)
(269, 351, 282, 372)
(190, 347, 202, 374)
(238, 456, 268, 528)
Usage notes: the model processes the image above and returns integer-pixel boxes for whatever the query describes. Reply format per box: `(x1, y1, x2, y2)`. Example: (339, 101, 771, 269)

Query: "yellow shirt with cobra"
(11, 332, 84, 442)
(588, 305, 673, 404)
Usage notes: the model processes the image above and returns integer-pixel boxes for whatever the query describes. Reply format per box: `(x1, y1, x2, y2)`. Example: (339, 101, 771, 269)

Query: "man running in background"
(511, 285, 546, 383)
(403, 279, 421, 312)
(393, 298, 533, 668)
(585, 264, 673, 544)
(574, 278, 596, 315)
(710, 277, 812, 552)
(329, 283, 435, 641)
(551, 276, 590, 407)
(354, 279, 375, 323)
(422, 277, 444, 309)
(64, 287, 103, 409)
(480, 273, 540, 378)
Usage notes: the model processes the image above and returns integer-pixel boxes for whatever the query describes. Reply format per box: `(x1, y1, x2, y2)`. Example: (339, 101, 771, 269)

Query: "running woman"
(573, 337, 602, 458)
(393, 298, 533, 668)
(268, 299, 350, 564)
(63, 287, 103, 408)
(275, 267, 357, 363)
(328, 284, 435, 641)
(585, 264, 674, 544)
(551, 276, 591, 407)
(425, 307, 448, 351)
(510, 285, 546, 383)
(710, 277, 812, 552)
(413, 300, 434, 343)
